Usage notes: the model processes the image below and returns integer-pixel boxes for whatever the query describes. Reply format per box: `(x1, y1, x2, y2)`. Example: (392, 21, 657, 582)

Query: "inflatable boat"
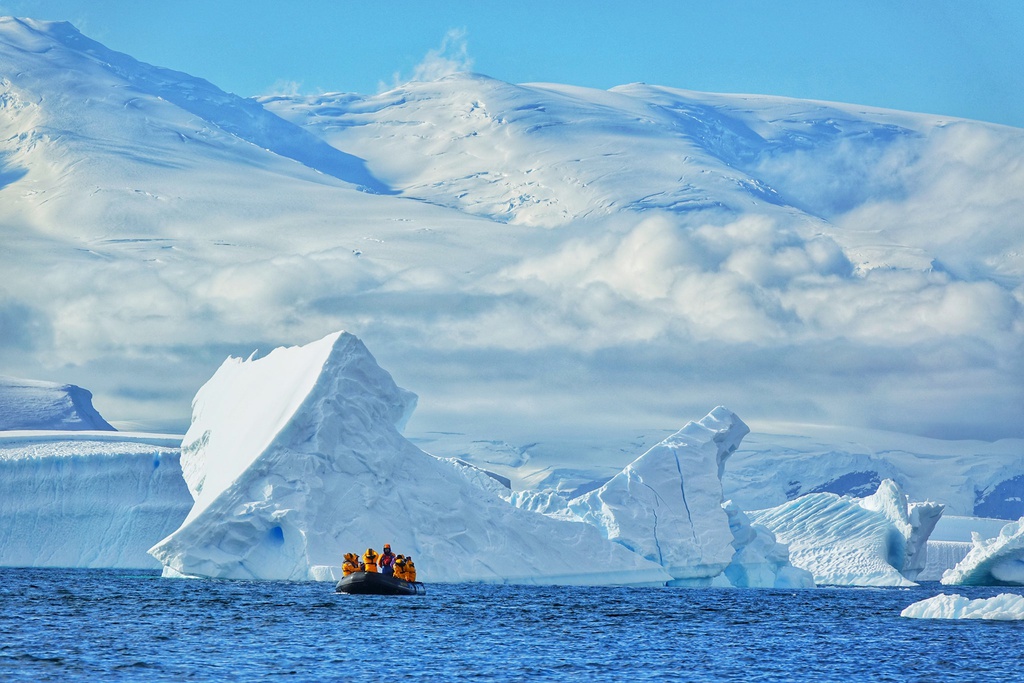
(336, 571, 425, 596)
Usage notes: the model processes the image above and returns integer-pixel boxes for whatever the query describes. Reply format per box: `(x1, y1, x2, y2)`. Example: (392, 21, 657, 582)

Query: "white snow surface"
(568, 407, 747, 585)
(901, 593, 1024, 620)
(942, 517, 1024, 586)
(0, 431, 191, 568)
(748, 479, 943, 586)
(0, 376, 114, 431)
(1, 17, 1021, 451)
(724, 425, 1024, 519)
(149, 331, 672, 584)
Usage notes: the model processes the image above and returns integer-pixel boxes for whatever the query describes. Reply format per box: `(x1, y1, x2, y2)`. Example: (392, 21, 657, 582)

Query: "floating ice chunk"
(918, 515, 1011, 581)
(941, 517, 1024, 586)
(149, 331, 671, 585)
(721, 500, 815, 588)
(901, 593, 1024, 620)
(568, 407, 748, 586)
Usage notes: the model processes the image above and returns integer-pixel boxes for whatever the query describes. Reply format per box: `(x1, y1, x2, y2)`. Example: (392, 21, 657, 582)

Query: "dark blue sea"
(1, 568, 1021, 682)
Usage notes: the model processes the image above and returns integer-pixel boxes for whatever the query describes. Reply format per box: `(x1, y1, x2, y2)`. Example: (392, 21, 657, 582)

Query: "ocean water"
(1, 569, 1021, 682)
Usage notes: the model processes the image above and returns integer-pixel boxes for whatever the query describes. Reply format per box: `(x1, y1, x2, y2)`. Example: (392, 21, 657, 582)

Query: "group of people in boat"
(342, 544, 417, 582)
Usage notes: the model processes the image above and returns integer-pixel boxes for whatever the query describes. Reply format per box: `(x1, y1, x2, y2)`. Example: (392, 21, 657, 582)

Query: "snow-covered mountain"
(1, 17, 1021, 476)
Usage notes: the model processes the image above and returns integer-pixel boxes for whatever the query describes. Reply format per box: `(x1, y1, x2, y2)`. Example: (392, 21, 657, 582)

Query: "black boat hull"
(336, 571, 425, 595)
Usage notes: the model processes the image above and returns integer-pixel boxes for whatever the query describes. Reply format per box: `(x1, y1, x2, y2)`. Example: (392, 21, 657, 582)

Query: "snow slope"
(724, 425, 1024, 519)
(0, 431, 191, 568)
(0, 16, 520, 433)
(0, 375, 114, 430)
(149, 331, 671, 585)
(1, 18, 1021, 491)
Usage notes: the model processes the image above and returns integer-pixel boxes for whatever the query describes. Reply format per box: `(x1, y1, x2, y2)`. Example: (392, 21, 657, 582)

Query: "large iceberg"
(507, 408, 812, 587)
(748, 479, 943, 586)
(0, 432, 191, 568)
(901, 593, 1024, 620)
(0, 376, 115, 431)
(149, 331, 672, 585)
(567, 407, 747, 586)
(941, 517, 1024, 586)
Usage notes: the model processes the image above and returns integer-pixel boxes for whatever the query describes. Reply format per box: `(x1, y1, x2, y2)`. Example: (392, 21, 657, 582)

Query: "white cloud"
(387, 28, 474, 88)
(263, 79, 303, 97)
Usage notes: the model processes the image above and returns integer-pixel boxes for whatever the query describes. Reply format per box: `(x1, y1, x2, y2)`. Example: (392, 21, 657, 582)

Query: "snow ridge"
(0, 376, 115, 431)
(0, 16, 388, 192)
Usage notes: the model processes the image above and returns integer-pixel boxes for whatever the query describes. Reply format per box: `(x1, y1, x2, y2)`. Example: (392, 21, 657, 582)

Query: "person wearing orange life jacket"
(379, 543, 396, 576)
(362, 547, 379, 573)
(341, 553, 361, 577)
(405, 556, 416, 582)
(393, 555, 408, 581)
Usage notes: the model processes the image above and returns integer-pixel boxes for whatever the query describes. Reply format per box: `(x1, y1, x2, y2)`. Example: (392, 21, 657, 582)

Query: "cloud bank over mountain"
(1, 17, 1021, 453)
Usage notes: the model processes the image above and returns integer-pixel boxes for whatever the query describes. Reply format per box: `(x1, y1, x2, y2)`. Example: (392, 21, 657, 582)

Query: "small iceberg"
(941, 516, 1024, 586)
(901, 593, 1024, 620)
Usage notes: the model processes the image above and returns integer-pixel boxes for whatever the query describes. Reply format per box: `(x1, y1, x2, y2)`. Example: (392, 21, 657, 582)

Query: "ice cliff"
(720, 501, 814, 588)
(749, 479, 944, 586)
(507, 408, 813, 588)
(569, 408, 746, 586)
(0, 432, 190, 568)
(149, 331, 672, 585)
(0, 376, 115, 431)
(941, 517, 1024, 586)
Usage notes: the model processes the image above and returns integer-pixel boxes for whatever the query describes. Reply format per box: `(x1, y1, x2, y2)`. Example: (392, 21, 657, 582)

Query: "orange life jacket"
(363, 549, 379, 573)
(342, 557, 360, 576)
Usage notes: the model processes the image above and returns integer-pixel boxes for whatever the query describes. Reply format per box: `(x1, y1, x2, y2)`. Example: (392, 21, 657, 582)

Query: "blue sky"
(2, 1, 1022, 127)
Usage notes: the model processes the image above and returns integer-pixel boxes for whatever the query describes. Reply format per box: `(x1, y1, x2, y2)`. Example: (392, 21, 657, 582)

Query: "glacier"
(0, 431, 191, 568)
(917, 515, 1010, 582)
(723, 427, 1024, 520)
(941, 517, 1024, 586)
(568, 407, 746, 585)
(748, 479, 944, 586)
(506, 407, 813, 588)
(148, 331, 672, 585)
(901, 593, 1024, 620)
